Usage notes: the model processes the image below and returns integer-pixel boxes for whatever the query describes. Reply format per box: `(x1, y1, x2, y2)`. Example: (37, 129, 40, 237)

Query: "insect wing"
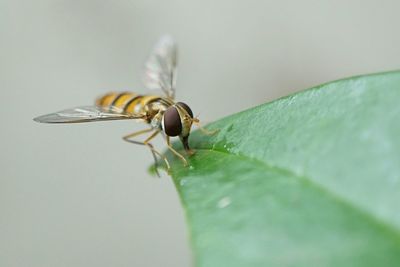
(143, 35, 177, 99)
(33, 106, 144, 123)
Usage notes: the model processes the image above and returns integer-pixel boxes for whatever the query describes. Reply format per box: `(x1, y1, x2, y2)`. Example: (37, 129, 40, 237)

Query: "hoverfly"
(34, 35, 215, 176)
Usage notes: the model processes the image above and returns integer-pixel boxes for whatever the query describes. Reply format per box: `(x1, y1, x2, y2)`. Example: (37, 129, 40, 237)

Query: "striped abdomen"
(96, 92, 167, 115)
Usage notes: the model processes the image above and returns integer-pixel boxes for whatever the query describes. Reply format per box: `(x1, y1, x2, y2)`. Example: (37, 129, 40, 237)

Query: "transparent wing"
(143, 35, 177, 99)
(33, 106, 145, 124)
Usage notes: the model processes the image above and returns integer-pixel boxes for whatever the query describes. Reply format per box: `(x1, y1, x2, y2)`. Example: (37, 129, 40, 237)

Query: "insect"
(34, 35, 215, 176)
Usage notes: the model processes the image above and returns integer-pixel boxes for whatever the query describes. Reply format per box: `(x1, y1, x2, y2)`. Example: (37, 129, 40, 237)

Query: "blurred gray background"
(1, 1, 399, 266)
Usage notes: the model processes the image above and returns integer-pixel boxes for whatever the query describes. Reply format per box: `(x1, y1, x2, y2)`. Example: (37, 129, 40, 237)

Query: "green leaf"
(167, 71, 400, 267)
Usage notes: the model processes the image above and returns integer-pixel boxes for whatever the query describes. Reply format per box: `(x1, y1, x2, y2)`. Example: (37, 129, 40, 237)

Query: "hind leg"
(123, 129, 170, 176)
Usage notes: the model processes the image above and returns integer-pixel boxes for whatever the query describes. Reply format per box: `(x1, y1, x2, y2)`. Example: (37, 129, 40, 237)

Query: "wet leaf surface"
(165, 71, 400, 267)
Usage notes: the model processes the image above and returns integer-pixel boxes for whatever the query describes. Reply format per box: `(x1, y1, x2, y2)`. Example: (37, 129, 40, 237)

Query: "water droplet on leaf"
(217, 197, 232, 208)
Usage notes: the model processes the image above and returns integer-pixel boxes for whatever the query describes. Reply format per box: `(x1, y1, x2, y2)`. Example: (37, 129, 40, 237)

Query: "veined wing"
(143, 35, 177, 99)
(33, 106, 145, 123)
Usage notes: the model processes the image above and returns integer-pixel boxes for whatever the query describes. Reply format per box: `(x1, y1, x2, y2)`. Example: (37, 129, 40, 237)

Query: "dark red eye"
(177, 102, 193, 118)
(163, 106, 182, 136)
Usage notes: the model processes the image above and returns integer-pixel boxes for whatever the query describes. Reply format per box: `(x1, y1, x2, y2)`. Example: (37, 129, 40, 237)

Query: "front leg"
(165, 136, 188, 166)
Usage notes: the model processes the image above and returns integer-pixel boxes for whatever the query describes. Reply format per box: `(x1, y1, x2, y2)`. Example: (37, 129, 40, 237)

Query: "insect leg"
(123, 129, 170, 176)
(123, 128, 153, 140)
(165, 136, 188, 166)
(192, 118, 219, 136)
(123, 129, 160, 175)
(143, 131, 172, 174)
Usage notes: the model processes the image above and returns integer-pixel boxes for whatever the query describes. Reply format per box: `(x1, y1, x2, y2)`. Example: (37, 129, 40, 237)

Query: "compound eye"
(163, 106, 182, 137)
(177, 102, 193, 118)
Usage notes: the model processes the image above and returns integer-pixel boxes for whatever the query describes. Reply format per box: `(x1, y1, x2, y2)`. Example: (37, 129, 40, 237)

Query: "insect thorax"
(145, 99, 173, 129)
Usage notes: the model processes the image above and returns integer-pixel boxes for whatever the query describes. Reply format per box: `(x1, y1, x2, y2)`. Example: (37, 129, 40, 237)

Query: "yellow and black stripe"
(95, 92, 173, 115)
